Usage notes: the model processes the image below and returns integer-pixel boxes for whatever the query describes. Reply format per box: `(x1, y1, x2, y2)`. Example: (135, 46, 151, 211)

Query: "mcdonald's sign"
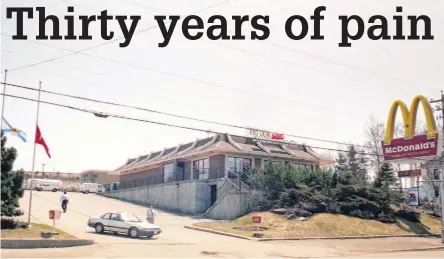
(382, 95, 439, 161)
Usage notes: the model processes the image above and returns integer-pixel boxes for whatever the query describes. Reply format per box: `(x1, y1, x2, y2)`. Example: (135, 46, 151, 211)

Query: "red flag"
(35, 125, 51, 158)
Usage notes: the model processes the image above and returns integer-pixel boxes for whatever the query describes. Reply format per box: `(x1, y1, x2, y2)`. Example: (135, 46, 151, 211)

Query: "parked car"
(79, 183, 105, 194)
(34, 182, 60, 192)
(87, 212, 161, 238)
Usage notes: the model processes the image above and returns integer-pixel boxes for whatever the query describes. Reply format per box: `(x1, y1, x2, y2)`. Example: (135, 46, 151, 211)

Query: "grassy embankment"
(1, 222, 74, 239)
(194, 212, 441, 238)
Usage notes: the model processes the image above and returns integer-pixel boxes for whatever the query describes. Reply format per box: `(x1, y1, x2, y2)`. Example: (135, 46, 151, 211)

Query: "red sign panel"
(398, 169, 421, 178)
(252, 216, 262, 223)
(271, 133, 285, 140)
(382, 133, 438, 161)
(49, 210, 54, 219)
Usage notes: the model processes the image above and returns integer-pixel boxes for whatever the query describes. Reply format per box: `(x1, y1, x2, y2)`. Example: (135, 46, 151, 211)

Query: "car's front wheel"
(128, 227, 139, 238)
(95, 223, 104, 233)
(52, 188, 58, 192)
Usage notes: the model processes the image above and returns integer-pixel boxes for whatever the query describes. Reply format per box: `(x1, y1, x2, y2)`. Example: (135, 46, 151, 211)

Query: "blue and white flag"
(1, 117, 27, 142)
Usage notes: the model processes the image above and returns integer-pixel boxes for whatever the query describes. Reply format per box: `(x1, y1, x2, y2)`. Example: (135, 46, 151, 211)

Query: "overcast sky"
(1, 0, 443, 173)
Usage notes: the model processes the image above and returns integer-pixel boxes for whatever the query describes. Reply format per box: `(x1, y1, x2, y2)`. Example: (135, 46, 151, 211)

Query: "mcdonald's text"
(382, 133, 439, 161)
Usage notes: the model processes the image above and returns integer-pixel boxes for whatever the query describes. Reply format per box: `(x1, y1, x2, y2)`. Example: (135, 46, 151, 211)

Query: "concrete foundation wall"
(205, 191, 252, 220)
(105, 180, 198, 214)
(105, 179, 227, 214)
(104, 178, 250, 219)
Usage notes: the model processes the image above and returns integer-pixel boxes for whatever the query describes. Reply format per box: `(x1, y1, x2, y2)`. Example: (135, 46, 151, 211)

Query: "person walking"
(146, 206, 156, 224)
(60, 191, 69, 213)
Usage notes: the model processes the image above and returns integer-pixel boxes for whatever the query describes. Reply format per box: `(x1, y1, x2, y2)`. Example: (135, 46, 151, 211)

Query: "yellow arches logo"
(384, 95, 437, 145)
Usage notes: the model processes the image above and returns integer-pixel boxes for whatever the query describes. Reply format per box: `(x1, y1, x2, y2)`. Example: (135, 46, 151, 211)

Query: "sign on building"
(246, 128, 285, 141)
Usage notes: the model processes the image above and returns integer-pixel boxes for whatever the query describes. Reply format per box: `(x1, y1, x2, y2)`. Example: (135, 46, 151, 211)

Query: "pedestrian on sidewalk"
(60, 191, 69, 213)
(146, 206, 156, 224)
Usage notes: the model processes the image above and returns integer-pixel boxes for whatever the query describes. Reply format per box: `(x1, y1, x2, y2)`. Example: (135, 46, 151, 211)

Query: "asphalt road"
(2, 191, 443, 258)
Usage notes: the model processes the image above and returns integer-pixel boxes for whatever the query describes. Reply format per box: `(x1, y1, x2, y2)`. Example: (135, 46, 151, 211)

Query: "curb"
(1, 239, 95, 249)
(257, 234, 441, 241)
(184, 226, 251, 240)
(386, 246, 444, 253)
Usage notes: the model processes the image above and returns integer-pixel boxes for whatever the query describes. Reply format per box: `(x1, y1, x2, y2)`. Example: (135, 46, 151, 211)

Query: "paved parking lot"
(1, 191, 443, 258)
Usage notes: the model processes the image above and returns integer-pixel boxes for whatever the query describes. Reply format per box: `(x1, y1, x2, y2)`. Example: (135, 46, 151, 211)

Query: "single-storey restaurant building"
(112, 134, 333, 189)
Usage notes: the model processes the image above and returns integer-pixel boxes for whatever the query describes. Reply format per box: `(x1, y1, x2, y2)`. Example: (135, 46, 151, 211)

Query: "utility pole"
(430, 91, 444, 243)
(1, 70, 8, 130)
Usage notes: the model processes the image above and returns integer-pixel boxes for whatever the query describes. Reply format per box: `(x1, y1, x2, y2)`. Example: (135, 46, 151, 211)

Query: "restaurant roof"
(113, 134, 334, 175)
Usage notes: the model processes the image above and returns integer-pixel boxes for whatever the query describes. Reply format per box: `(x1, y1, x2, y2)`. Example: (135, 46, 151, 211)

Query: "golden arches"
(384, 95, 437, 145)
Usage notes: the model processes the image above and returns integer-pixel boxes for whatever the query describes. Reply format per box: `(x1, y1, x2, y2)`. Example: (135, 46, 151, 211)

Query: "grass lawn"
(1, 223, 74, 239)
(193, 212, 441, 238)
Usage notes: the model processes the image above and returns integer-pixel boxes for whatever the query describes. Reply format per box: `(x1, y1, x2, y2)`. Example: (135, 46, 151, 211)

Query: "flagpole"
(27, 81, 42, 226)
(1, 69, 8, 131)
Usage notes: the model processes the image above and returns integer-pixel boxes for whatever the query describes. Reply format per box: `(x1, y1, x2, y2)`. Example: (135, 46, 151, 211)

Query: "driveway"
(1, 191, 442, 258)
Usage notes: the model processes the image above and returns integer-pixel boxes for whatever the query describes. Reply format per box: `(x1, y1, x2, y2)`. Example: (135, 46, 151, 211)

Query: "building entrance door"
(210, 185, 217, 206)
(176, 162, 185, 181)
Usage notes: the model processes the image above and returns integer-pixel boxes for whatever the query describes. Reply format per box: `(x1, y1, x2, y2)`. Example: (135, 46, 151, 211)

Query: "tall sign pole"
(440, 91, 444, 243)
(430, 91, 444, 243)
(27, 82, 42, 226)
(1, 70, 8, 130)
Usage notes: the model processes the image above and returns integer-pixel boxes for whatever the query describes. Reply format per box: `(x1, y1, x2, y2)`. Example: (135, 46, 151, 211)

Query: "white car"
(87, 212, 161, 239)
(34, 183, 59, 192)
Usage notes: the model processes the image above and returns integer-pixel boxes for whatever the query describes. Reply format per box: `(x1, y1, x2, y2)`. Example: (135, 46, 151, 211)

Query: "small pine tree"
(357, 150, 369, 185)
(339, 171, 356, 186)
(347, 145, 361, 179)
(332, 172, 338, 188)
(374, 162, 403, 213)
(1, 132, 25, 217)
(374, 162, 398, 188)
(335, 152, 348, 175)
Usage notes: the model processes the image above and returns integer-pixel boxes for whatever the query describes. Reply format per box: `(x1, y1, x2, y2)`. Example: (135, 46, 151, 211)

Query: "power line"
(2, 81, 366, 148)
(67, 0, 431, 94)
(1, 34, 357, 116)
(1, 48, 276, 115)
(4, 0, 232, 73)
(251, 39, 439, 92)
(210, 41, 382, 93)
(2, 92, 434, 162)
(1, 48, 109, 80)
(1, 3, 417, 114)
(1, 92, 378, 157)
(211, 41, 421, 96)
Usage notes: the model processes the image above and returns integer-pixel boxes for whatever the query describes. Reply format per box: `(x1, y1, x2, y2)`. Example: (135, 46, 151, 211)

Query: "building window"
(82, 175, 88, 183)
(193, 158, 209, 180)
(163, 163, 175, 183)
(228, 157, 251, 173)
(292, 163, 313, 172)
